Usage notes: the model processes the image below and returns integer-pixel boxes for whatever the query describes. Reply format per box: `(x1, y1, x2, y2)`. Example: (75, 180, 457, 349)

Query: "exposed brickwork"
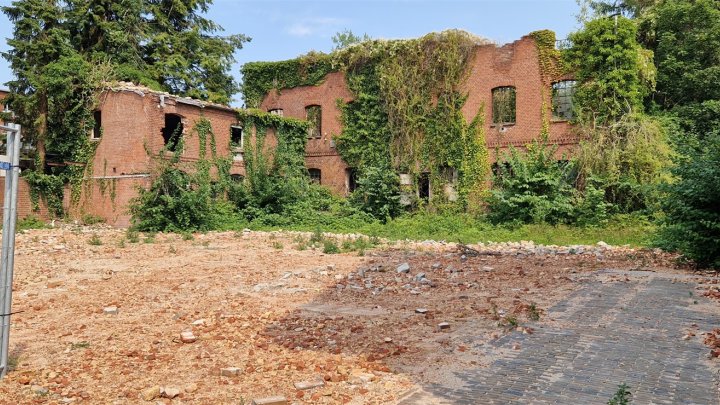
(73, 87, 242, 226)
(1, 31, 582, 226)
(261, 72, 352, 193)
(258, 34, 578, 195)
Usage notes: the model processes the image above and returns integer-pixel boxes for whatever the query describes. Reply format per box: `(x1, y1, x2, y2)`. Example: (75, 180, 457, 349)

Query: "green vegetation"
(2, 0, 248, 217)
(17, 215, 48, 231)
(608, 383, 632, 405)
(88, 234, 102, 246)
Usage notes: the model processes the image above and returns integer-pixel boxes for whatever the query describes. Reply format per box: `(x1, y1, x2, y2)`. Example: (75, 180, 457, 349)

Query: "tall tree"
(142, 0, 250, 104)
(3, 0, 74, 168)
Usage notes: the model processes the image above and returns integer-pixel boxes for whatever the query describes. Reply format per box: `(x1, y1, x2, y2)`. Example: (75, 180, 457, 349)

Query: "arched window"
(162, 114, 184, 151)
(308, 168, 321, 184)
(552, 80, 576, 121)
(492, 86, 516, 125)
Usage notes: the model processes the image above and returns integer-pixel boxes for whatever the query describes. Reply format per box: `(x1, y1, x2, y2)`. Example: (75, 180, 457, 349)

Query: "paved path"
(401, 270, 720, 404)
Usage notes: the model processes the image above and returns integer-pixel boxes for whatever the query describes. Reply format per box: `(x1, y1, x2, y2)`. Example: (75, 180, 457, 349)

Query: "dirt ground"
(0, 225, 693, 404)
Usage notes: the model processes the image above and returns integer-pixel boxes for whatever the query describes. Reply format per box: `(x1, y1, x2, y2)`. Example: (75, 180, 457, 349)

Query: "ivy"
(240, 52, 335, 108)
(333, 30, 492, 211)
(528, 30, 570, 85)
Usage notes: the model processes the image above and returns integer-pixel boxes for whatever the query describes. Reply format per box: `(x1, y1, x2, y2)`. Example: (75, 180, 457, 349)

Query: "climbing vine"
(334, 30, 491, 209)
(528, 30, 570, 85)
(241, 52, 335, 108)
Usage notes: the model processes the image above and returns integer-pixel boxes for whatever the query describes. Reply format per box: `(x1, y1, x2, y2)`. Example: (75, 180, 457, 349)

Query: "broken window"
(231, 126, 244, 149)
(552, 80, 576, 121)
(162, 114, 184, 151)
(269, 108, 284, 116)
(346, 168, 357, 193)
(308, 168, 321, 184)
(305, 105, 322, 139)
(91, 110, 102, 139)
(492, 86, 516, 125)
(418, 172, 430, 201)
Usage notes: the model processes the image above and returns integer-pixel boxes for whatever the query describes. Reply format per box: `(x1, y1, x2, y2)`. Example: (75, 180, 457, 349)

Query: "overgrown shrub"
(129, 166, 238, 232)
(656, 132, 720, 269)
(349, 165, 402, 221)
(487, 140, 577, 225)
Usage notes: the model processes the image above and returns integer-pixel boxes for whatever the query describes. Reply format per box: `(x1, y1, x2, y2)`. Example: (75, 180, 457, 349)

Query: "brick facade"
(71, 85, 243, 226)
(257, 34, 578, 195)
(0, 31, 579, 227)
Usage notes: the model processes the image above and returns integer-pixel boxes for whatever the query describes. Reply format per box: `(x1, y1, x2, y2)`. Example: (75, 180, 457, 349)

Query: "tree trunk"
(36, 91, 47, 171)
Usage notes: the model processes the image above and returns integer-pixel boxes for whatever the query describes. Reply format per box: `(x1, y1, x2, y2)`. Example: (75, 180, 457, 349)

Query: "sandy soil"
(0, 225, 684, 404)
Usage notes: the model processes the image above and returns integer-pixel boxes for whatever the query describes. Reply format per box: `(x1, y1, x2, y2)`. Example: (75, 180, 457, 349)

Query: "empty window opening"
(418, 172, 430, 200)
(492, 86, 516, 125)
(346, 168, 358, 193)
(552, 80, 576, 121)
(492, 162, 513, 177)
(269, 108, 284, 116)
(91, 110, 102, 139)
(308, 168, 321, 184)
(162, 114, 184, 151)
(230, 174, 244, 183)
(231, 126, 244, 149)
(305, 105, 322, 139)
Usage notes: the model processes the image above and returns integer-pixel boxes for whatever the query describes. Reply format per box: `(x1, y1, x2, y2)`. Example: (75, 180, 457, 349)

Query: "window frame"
(268, 108, 284, 117)
(551, 80, 576, 121)
(90, 110, 102, 140)
(305, 105, 322, 139)
(308, 168, 322, 184)
(491, 86, 517, 125)
(162, 113, 184, 152)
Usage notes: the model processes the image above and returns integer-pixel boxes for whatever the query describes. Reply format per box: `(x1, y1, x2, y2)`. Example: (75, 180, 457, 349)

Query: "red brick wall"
(73, 89, 242, 226)
(260, 72, 353, 193)
(257, 35, 578, 195)
(0, 177, 52, 221)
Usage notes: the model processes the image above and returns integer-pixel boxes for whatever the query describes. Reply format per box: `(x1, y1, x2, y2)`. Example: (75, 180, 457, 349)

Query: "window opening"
(231, 126, 244, 149)
(308, 168, 321, 184)
(492, 86, 516, 125)
(346, 168, 357, 193)
(305, 105, 322, 139)
(418, 172, 430, 200)
(552, 80, 576, 121)
(162, 114, 183, 151)
(268, 108, 284, 116)
(91, 110, 102, 139)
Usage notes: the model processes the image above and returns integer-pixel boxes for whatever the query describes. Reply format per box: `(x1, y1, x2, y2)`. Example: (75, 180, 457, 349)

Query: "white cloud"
(285, 17, 346, 37)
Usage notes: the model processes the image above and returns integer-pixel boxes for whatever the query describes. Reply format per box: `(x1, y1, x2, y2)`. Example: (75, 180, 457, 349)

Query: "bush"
(656, 132, 720, 269)
(487, 141, 577, 225)
(129, 167, 239, 232)
(349, 165, 402, 221)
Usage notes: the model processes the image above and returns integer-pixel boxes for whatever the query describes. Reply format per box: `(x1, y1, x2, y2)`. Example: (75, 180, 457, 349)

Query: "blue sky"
(0, 0, 581, 105)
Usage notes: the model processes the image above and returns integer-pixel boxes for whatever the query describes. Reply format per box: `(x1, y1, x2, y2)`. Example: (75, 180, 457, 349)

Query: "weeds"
(126, 229, 140, 243)
(527, 303, 541, 321)
(88, 234, 102, 246)
(169, 245, 177, 254)
(17, 215, 47, 231)
(81, 214, 104, 225)
(272, 241, 283, 250)
(181, 231, 194, 241)
(322, 239, 340, 254)
(499, 315, 519, 329)
(608, 383, 632, 405)
(143, 232, 157, 244)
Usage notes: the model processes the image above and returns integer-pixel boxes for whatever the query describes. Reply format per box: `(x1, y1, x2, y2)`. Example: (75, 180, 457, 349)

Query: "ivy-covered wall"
(245, 29, 577, 211)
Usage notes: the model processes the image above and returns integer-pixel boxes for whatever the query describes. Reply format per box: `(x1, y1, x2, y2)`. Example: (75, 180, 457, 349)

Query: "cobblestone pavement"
(401, 270, 720, 404)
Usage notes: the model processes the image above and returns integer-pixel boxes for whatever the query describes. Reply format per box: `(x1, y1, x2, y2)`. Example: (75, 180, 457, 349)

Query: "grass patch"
(88, 234, 102, 246)
(17, 215, 47, 231)
(248, 212, 653, 247)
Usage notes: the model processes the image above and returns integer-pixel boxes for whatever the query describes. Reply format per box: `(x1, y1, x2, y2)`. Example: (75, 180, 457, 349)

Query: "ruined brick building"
(0, 30, 578, 226)
(254, 32, 577, 196)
